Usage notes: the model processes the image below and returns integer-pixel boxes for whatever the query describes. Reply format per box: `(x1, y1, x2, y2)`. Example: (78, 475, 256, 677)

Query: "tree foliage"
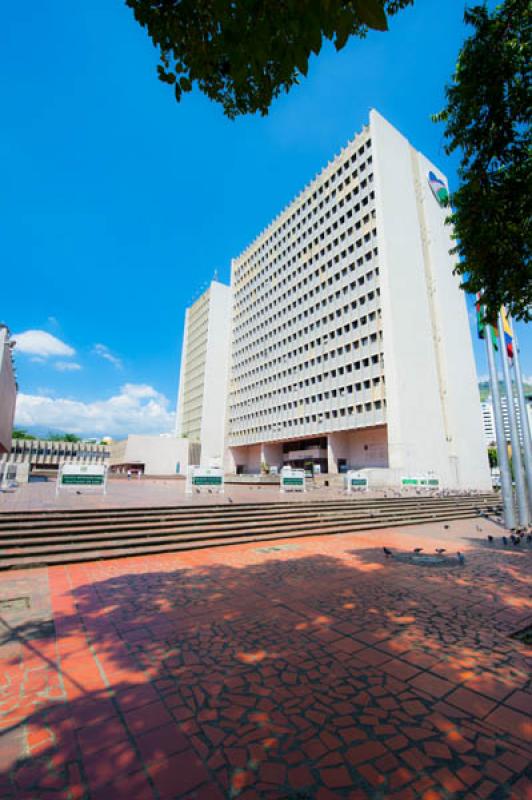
(11, 428, 36, 440)
(47, 433, 82, 442)
(434, 0, 531, 322)
(126, 0, 413, 117)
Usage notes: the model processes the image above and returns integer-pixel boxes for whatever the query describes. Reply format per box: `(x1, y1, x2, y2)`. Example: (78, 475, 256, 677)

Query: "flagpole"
(497, 312, 528, 527)
(485, 324, 515, 529)
(510, 319, 532, 515)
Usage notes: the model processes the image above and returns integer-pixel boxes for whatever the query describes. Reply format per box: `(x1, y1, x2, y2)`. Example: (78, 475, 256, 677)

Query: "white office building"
(481, 396, 532, 447)
(224, 110, 491, 490)
(175, 280, 232, 466)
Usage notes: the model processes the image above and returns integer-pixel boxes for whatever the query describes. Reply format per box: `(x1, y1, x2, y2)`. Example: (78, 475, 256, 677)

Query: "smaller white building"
(0, 325, 17, 454)
(175, 280, 232, 467)
(109, 434, 199, 476)
(481, 395, 532, 447)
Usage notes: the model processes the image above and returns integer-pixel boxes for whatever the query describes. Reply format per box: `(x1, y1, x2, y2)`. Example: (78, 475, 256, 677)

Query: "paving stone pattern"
(0, 519, 531, 799)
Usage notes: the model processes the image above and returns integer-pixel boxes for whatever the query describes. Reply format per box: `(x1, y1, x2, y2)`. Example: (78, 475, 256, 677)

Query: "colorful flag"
(500, 307, 514, 359)
(476, 293, 498, 349)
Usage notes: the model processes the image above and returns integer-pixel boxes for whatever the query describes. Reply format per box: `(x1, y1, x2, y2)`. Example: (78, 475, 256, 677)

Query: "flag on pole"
(476, 293, 498, 349)
(500, 307, 514, 359)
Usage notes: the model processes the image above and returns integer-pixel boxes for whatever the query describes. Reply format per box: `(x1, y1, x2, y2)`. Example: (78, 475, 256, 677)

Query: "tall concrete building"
(175, 280, 231, 466)
(225, 110, 491, 490)
(0, 325, 17, 454)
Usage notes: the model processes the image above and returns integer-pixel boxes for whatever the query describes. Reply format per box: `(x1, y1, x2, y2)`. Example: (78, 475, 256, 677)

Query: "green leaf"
(354, 0, 388, 32)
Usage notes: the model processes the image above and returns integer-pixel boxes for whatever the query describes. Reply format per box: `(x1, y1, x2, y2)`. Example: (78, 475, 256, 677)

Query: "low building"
(2, 438, 110, 481)
(109, 434, 199, 476)
(0, 325, 17, 454)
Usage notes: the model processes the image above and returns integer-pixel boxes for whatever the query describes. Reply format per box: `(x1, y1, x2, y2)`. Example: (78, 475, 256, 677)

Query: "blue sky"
(1, 0, 529, 436)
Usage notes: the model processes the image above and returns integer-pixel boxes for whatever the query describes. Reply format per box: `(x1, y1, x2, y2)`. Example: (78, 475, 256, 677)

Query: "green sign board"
(350, 478, 368, 487)
(283, 477, 304, 486)
(192, 476, 223, 486)
(401, 477, 439, 487)
(61, 474, 104, 486)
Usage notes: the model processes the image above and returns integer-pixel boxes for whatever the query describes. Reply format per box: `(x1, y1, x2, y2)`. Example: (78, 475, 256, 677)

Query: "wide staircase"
(0, 494, 500, 570)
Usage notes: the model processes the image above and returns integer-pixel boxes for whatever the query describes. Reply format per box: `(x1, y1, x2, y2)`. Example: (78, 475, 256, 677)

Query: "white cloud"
(15, 384, 175, 437)
(93, 343, 123, 369)
(54, 361, 82, 372)
(13, 330, 75, 358)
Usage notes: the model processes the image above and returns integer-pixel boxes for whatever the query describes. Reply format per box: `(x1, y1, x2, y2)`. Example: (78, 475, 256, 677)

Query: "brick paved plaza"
(0, 504, 531, 799)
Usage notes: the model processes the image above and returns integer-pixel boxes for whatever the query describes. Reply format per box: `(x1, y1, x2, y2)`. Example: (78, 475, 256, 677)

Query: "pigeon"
(208, 489, 213, 494)
(444, 524, 450, 530)
(502, 536, 508, 546)
(487, 535, 494, 543)
(476, 525, 483, 532)
(383, 547, 393, 558)
(76, 491, 81, 495)
(435, 548, 446, 554)
(195, 488, 200, 494)
(228, 497, 233, 504)
(413, 547, 423, 553)
(457, 552, 465, 565)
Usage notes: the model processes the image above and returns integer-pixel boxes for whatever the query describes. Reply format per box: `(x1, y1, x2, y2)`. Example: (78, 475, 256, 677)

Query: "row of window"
(233, 283, 380, 374)
(234, 188, 375, 317)
(231, 375, 384, 423)
(234, 233, 378, 353)
(229, 398, 385, 440)
(234, 137, 372, 283)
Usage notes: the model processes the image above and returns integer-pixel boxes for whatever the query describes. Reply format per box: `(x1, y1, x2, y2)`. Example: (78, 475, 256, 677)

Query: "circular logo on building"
(428, 171, 449, 206)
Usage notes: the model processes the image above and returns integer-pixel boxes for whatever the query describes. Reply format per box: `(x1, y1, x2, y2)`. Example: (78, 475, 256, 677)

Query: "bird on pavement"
(476, 524, 483, 532)
(444, 524, 450, 530)
(227, 497, 233, 504)
(487, 535, 494, 543)
(435, 548, 446, 554)
(457, 552, 465, 565)
(383, 547, 393, 558)
(413, 547, 423, 553)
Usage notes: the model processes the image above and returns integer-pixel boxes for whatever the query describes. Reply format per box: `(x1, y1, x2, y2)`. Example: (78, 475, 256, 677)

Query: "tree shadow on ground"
(0, 547, 531, 799)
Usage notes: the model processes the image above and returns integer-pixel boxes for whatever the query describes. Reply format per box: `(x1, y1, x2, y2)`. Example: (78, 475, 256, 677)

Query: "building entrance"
(282, 438, 328, 474)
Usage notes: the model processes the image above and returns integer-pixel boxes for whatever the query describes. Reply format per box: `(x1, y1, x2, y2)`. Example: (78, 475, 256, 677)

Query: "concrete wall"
(371, 110, 490, 489)
(200, 281, 232, 466)
(413, 149, 491, 489)
(328, 426, 388, 473)
(110, 435, 193, 476)
(0, 328, 17, 454)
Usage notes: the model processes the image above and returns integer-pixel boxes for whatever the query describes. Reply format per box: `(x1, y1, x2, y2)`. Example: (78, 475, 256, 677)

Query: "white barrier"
(186, 466, 225, 494)
(57, 463, 107, 495)
(280, 468, 306, 493)
(346, 471, 369, 492)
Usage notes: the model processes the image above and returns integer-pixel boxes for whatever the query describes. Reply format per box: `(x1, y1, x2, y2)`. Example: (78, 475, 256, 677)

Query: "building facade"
(109, 434, 199, 476)
(481, 396, 532, 446)
(175, 280, 231, 466)
(2, 438, 110, 480)
(224, 110, 491, 490)
(0, 325, 17, 454)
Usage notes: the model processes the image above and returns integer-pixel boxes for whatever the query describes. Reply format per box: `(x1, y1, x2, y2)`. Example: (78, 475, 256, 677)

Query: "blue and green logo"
(428, 171, 449, 206)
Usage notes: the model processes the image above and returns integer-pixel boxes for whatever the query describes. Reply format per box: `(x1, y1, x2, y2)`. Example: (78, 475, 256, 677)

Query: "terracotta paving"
(0, 517, 531, 799)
